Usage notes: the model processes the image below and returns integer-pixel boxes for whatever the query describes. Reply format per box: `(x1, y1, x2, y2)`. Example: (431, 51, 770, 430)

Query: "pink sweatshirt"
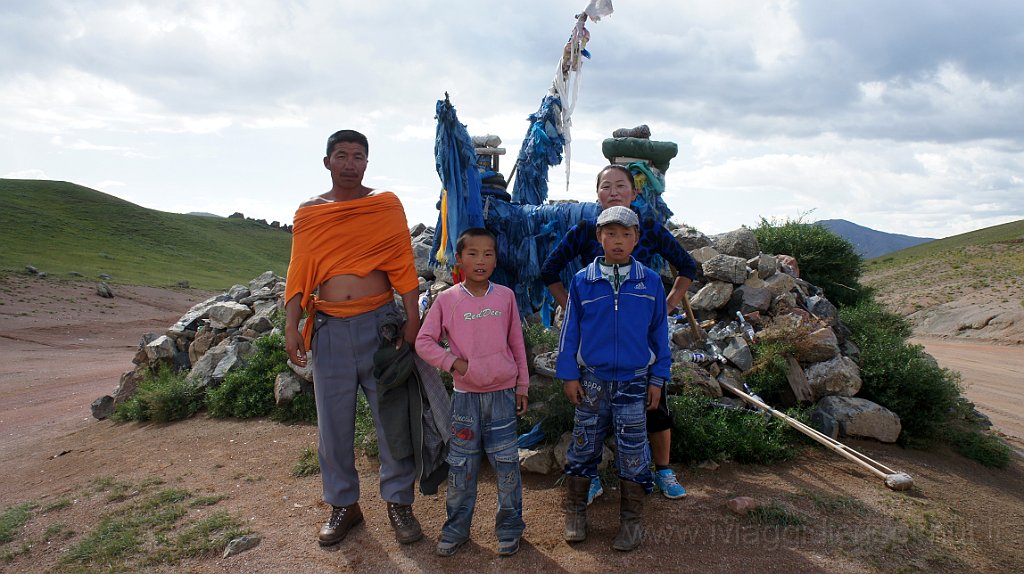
(415, 282, 529, 396)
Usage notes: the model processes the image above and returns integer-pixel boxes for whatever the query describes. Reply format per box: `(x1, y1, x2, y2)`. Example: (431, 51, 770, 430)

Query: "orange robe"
(285, 192, 419, 349)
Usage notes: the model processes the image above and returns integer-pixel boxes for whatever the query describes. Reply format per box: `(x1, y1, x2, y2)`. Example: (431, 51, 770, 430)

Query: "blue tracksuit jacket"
(554, 257, 671, 387)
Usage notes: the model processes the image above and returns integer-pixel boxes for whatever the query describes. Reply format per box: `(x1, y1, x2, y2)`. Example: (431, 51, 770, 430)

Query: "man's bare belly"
(318, 270, 392, 302)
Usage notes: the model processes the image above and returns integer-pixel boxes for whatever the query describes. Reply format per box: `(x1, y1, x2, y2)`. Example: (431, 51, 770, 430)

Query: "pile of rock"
(514, 226, 903, 474)
(91, 271, 292, 419)
(93, 222, 903, 462)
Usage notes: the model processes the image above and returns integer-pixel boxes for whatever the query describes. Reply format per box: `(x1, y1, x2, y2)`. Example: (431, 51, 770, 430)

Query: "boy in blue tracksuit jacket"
(555, 206, 671, 552)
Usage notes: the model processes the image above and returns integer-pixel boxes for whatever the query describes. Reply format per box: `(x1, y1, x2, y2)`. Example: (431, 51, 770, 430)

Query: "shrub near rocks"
(207, 334, 289, 419)
(840, 301, 961, 444)
(112, 366, 204, 423)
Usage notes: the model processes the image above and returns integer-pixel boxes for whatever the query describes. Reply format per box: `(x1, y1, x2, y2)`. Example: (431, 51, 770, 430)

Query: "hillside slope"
(862, 219, 1024, 343)
(816, 218, 933, 259)
(0, 179, 291, 290)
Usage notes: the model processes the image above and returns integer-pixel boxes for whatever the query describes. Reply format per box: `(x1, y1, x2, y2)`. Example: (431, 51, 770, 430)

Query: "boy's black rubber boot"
(564, 475, 590, 542)
(613, 479, 645, 551)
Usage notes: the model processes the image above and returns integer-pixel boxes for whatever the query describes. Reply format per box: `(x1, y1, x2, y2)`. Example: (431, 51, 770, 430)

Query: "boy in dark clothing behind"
(555, 206, 671, 552)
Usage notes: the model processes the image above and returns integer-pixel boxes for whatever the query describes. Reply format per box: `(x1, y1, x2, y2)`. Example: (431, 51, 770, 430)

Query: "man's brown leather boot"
(386, 502, 423, 544)
(318, 503, 363, 546)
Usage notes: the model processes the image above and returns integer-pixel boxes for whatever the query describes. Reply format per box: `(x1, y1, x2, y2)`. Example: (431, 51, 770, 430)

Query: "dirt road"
(913, 337, 1024, 452)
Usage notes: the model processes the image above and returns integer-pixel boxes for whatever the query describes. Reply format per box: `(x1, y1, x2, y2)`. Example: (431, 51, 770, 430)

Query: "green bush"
(207, 334, 289, 419)
(112, 366, 204, 423)
(840, 301, 961, 444)
(949, 428, 1012, 469)
(272, 392, 318, 424)
(522, 322, 559, 355)
(668, 390, 799, 464)
(754, 217, 868, 307)
(516, 378, 576, 446)
(745, 339, 795, 405)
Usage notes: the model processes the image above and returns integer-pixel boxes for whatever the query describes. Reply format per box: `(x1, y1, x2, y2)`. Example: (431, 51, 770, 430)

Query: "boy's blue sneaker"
(586, 476, 604, 505)
(654, 469, 687, 499)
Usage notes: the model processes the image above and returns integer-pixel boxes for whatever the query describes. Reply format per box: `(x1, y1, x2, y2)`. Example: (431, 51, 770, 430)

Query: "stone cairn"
(93, 225, 902, 475)
(91, 271, 297, 419)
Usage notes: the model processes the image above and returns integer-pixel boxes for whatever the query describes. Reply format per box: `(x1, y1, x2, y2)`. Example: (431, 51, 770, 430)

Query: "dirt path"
(913, 337, 1024, 453)
(2, 277, 1023, 573)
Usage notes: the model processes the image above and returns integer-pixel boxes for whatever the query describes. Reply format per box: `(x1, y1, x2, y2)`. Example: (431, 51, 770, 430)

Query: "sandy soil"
(1, 275, 1023, 573)
(912, 337, 1024, 455)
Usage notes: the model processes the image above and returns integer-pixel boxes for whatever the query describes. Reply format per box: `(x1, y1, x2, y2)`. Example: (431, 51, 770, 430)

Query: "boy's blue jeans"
(565, 374, 655, 493)
(442, 388, 525, 543)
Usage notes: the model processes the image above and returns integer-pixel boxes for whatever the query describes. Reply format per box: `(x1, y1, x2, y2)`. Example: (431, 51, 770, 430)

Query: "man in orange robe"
(285, 130, 423, 548)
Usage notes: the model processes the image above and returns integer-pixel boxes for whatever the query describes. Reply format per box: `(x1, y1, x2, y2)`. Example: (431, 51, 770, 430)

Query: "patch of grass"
(43, 522, 74, 542)
(747, 501, 807, 527)
(61, 481, 246, 572)
(208, 333, 289, 419)
(949, 427, 1012, 469)
(292, 445, 321, 477)
(189, 495, 227, 507)
(0, 179, 289, 289)
(147, 511, 247, 564)
(42, 497, 72, 513)
(0, 502, 37, 545)
(668, 389, 799, 464)
(113, 366, 205, 423)
(800, 490, 868, 514)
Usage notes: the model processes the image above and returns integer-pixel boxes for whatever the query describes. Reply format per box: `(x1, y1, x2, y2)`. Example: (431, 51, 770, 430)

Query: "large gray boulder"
(672, 225, 712, 252)
(805, 355, 862, 400)
(226, 284, 251, 302)
(91, 395, 115, 420)
(764, 273, 797, 298)
(144, 335, 177, 361)
(519, 448, 558, 474)
(207, 302, 253, 329)
(174, 293, 233, 331)
(723, 337, 753, 372)
(689, 246, 720, 266)
(211, 341, 253, 382)
(690, 281, 734, 311)
(797, 327, 841, 363)
(812, 396, 902, 443)
(411, 231, 436, 280)
(248, 271, 281, 292)
(748, 254, 778, 279)
(703, 254, 749, 284)
(731, 285, 772, 314)
(712, 228, 760, 259)
(274, 370, 307, 405)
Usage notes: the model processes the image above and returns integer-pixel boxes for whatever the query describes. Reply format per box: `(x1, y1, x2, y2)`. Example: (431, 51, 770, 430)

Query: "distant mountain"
(188, 211, 223, 217)
(815, 219, 934, 259)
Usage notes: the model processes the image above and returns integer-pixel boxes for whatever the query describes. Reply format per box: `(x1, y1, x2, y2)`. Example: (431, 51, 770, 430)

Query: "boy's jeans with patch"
(443, 387, 525, 543)
(564, 374, 655, 493)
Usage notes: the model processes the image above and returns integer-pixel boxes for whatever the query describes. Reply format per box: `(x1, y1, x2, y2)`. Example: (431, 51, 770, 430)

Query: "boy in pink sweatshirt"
(415, 227, 529, 558)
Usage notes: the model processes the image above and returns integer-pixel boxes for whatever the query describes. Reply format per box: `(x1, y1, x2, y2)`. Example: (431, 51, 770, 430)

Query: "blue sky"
(2, 0, 1022, 239)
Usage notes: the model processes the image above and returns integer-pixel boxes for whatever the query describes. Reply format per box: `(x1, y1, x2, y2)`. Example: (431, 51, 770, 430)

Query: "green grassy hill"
(0, 179, 291, 291)
(863, 219, 1024, 324)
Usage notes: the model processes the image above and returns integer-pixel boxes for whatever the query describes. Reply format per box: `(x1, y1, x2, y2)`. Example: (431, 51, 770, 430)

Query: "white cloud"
(0, 0, 1021, 240)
